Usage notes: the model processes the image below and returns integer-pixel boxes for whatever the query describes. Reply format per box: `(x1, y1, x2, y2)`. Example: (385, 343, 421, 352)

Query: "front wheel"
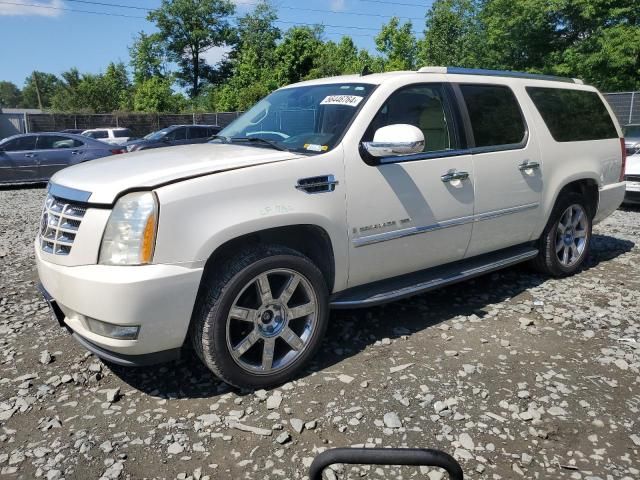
(531, 192, 592, 277)
(191, 245, 329, 389)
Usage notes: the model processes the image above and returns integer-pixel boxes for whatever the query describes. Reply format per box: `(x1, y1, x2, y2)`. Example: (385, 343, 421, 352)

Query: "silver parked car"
(0, 132, 123, 184)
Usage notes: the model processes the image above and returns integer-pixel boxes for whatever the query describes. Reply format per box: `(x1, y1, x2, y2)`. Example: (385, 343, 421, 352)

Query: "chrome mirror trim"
(362, 140, 425, 158)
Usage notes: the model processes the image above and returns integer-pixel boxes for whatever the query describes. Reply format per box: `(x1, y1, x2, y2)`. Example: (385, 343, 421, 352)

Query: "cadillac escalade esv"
(36, 67, 627, 388)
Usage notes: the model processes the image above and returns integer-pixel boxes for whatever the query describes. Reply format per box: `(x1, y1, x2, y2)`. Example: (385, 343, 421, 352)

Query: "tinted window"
(85, 130, 108, 139)
(364, 84, 458, 153)
(2, 136, 37, 151)
(114, 129, 132, 138)
(460, 85, 526, 148)
(37, 136, 83, 149)
(188, 127, 209, 139)
(166, 127, 187, 141)
(527, 87, 617, 142)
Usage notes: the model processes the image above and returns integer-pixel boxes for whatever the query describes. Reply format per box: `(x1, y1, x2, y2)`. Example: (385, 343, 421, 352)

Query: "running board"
(330, 245, 538, 309)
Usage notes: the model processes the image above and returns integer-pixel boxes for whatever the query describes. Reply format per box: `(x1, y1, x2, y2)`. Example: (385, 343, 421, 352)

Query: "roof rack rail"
(417, 66, 583, 84)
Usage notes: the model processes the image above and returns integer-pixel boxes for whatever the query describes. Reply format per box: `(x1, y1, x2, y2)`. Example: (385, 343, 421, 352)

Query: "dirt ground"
(0, 186, 639, 480)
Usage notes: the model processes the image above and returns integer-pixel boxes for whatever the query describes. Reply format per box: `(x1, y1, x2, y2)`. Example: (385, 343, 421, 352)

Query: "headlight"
(99, 192, 158, 265)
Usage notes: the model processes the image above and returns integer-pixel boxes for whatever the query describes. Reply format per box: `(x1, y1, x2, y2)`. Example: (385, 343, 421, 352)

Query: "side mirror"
(362, 124, 425, 158)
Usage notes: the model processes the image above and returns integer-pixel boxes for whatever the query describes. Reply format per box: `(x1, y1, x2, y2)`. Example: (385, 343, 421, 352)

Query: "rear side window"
(460, 84, 526, 148)
(114, 129, 132, 138)
(188, 127, 209, 139)
(37, 136, 83, 149)
(526, 87, 617, 142)
(2, 135, 37, 151)
(86, 130, 108, 139)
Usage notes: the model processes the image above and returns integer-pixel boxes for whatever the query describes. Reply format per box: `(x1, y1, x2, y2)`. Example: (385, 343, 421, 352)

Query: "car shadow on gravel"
(107, 234, 634, 398)
(0, 182, 47, 191)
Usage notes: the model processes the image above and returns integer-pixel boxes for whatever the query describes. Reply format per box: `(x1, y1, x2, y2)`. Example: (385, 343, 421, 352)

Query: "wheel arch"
(553, 178, 599, 219)
(199, 224, 336, 295)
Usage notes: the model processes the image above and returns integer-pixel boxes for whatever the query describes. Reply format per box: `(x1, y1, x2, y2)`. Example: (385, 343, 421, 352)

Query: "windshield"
(144, 128, 171, 141)
(217, 83, 375, 153)
(624, 125, 640, 138)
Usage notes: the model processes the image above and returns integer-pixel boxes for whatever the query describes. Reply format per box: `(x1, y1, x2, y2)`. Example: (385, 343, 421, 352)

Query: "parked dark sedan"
(0, 132, 123, 184)
(125, 124, 220, 151)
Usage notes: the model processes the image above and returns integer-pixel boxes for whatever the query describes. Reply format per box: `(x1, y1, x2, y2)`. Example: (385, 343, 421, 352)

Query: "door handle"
(518, 160, 540, 171)
(24, 153, 37, 158)
(441, 170, 470, 183)
(71, 150, 81, 155)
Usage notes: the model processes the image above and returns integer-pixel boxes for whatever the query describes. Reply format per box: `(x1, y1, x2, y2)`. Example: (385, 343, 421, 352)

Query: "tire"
(530, 192, 592, 277)
(191, 245, 329, 389)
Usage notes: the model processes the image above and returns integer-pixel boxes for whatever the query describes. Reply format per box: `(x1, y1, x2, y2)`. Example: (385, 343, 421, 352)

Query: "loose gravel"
(1, 186, 639, 479)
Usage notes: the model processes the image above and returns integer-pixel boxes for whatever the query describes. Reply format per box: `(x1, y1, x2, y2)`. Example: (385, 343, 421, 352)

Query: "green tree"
(50, 68, 84, 111)
(130, 32, 168, 85)
(375, 17, 418, 71)
(418, 0, 483, 68)
(21, 71, 61, 109)
(275, 26, 324, 84)
(148, 0, 235, 98)
(478, 0, 639, 89)
(211, 1, 281, 110)
(133, 76, 186, 112)
(0, 81, 22, 109)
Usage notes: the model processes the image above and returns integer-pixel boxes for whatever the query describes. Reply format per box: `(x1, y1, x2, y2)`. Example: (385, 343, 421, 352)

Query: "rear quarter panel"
(517, 82, 623, 236)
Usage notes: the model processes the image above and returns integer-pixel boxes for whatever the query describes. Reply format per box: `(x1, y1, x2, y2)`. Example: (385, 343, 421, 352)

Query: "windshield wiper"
(230, 137, 287, 151)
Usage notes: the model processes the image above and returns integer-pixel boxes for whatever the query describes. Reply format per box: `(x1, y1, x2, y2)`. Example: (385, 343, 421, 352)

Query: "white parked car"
(36, 67, 626, 388)
(623, 145, 640, 205)
(81, 127, 134, 146)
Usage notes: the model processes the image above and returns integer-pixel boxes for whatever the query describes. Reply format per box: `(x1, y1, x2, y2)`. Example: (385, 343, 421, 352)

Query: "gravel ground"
(1, 186, 639, 480)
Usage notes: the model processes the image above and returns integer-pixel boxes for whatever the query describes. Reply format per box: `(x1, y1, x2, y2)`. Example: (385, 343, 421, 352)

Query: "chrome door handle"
(24, 153, 37, 158)
(519, 160, 540, 171)
(71, 150, 81, 155)
(441, 170, 469, 183)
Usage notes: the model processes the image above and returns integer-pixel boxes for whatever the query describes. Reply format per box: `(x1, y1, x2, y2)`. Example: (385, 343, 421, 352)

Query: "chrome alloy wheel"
(225, 269, 318, 375)
(555, 204, 588, 267)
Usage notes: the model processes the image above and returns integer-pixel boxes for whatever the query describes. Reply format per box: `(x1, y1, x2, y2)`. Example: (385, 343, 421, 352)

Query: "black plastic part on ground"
(308, 448, 464, 480)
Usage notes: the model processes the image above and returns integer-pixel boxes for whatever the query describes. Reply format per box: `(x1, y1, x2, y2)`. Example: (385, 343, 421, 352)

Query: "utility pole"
(33, 71, 43, 110)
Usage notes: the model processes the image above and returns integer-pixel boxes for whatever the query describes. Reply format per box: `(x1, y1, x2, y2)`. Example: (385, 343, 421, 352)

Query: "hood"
(626, 153, 640, 176)
(51, 143, 303, 204)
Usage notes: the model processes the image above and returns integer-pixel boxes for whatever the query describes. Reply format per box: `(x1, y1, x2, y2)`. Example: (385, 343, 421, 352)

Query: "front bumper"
(35, 244, 203, 362)
(594, 181, 626, 223)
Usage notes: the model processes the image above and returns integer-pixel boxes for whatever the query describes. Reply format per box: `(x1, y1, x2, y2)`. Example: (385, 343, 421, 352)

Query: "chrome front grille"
(40, 194, 87, 255)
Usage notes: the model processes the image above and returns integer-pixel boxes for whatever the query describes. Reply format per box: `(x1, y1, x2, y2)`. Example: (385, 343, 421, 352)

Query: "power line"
(0, 0, 146, 18)
(65, 0, 426, 22)
(359, 0, 431, 6)
(65, 0, 151, 11)
(0, 1, 422, 34)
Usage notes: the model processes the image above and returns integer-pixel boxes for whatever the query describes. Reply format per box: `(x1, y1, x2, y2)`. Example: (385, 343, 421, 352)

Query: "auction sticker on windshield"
(320, 95, 364, 107)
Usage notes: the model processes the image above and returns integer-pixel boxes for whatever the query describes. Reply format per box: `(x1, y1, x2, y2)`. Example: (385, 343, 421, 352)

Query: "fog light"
(85, 317, 140, 340)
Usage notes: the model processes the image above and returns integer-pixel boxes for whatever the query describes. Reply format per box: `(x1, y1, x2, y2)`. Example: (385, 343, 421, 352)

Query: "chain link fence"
(603, 92, 639, 126)
(2, 91, 638, 140)
(23, 112, 244, 138)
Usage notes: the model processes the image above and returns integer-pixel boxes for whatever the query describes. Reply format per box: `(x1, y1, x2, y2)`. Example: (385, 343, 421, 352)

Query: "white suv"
(81, 127, 133, 146)
(36, 67, 626, 388)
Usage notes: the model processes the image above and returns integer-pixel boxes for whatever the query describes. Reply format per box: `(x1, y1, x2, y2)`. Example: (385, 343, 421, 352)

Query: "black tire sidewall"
(203, 251, 329, 389)
(543, 192, 592, 276)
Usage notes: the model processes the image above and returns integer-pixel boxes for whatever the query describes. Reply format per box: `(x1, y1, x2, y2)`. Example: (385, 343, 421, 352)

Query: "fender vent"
(296, 175, 339, 194)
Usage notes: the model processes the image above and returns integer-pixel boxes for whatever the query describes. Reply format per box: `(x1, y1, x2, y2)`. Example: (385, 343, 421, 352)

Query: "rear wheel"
(531, 192, 592, 276)
(191, 245, 329, 389)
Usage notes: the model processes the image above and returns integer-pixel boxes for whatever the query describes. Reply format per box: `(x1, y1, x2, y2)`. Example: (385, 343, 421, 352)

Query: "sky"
(0, 0, 432, 87)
